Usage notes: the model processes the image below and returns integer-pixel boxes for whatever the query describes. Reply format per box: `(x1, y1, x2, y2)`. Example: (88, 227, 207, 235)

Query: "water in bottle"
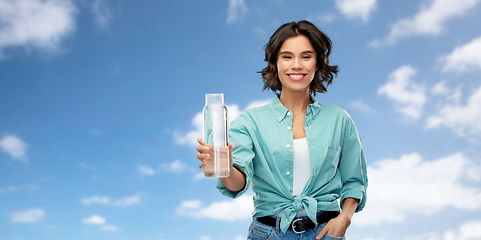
(203, 93, 230, 177)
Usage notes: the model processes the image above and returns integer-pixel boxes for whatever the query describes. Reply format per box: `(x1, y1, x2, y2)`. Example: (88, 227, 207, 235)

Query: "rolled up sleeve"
(338, 120, 368, 212)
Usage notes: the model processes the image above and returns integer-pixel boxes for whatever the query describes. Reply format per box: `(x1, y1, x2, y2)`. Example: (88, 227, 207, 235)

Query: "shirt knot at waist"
(280, 195, 318, 233)
(292, 195, 303, 211)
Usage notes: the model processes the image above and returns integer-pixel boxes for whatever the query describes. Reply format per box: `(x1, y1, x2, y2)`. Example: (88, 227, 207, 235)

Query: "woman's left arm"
(315, 197, 359, 239)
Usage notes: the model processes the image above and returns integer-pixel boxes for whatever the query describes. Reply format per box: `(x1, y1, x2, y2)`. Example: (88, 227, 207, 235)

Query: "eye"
(302, 55, 312, 59)
(282, 55, 292, 60)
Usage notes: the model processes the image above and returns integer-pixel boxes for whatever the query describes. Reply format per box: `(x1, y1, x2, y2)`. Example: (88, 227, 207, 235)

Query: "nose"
(291, 58, 303, 70)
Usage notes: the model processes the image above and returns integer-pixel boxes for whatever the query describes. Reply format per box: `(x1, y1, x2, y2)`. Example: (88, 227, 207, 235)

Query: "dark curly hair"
(259, 20, 338, 96)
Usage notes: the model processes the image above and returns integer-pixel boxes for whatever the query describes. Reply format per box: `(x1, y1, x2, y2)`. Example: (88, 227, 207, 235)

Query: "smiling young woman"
(277, 35, 317, 95)
(196, 20, 368, 240)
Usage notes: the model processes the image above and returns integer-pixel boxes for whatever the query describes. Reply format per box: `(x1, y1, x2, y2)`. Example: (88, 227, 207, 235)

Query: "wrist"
(338, 211, 353, 222)
(335, 212, 352, 229)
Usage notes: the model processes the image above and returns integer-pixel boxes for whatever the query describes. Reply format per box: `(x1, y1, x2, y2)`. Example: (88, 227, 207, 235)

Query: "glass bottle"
(203, 93, 230, 178)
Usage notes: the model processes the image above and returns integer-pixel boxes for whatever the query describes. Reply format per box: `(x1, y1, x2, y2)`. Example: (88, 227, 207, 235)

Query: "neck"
(279, 89, 312, 114)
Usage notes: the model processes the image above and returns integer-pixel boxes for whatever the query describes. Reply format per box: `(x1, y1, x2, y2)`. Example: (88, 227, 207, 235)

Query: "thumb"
(228, 142, 235, 150)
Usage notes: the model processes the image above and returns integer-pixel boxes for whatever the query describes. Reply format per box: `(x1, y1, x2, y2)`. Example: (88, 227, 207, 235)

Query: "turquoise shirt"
(217, 95, 368, 233)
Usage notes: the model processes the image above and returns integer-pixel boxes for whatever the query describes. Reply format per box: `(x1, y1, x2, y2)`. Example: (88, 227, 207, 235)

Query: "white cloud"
(176, 194, 253, 221)
(0, 186, 18, 194)
(432, 80, 450, 95)
(193, 172, 205, 181)
(11, 209, 45, 223)
(426, 85, 481, 137)
(139, 160, 190, 176)
(199, 236, 212, 240)
(378, 65, 426, 119)
(355, 152, 481, 226)
(430, 80, 463, 105)
(0, 134, 28, 163)
(174, 99, 271, 147)
(335, 0, 377, 22)
(137, 165, 155, 176)
(82, 215, 120, 232)
(371, 0, 480, 46)
(306, 12, 336, 25)
(91, 0, 112, 28)
(80, 196, 110, 205)
(349, 99, 372, 112)
(0, 184, 37, 194)
(226, 0, 248, 23)
(244, 99, 271, 111)
(101, 225, 120, 232)
(82, 215, 105, 225)
(174, 112, 203, 147)
(426, 84, 481, 137)
(80, 194, 141, 207)
(160, 159, 187, 173)
(0, 0, 77, 57)
(440, 36, 481, 73)
(406, 220, 481, 240)
(112, 195, 140, 207)
(254, 26, 268, 37)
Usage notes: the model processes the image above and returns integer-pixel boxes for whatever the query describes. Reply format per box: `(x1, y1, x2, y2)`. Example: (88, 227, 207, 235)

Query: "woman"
(196, 20, 367, 240)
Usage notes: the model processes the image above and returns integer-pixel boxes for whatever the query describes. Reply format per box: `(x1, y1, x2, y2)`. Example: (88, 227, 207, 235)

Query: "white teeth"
(289, 74, 304, 79)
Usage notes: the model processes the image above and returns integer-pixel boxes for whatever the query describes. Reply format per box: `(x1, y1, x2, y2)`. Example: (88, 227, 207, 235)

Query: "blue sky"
(1, 0, 481, 239)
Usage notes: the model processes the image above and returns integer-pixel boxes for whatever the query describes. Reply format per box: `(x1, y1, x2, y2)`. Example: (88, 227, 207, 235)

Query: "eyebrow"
(279, 50, 315, 55)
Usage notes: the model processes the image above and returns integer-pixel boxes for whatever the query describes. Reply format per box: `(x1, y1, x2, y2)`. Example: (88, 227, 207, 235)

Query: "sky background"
(1, 0, 481, 239)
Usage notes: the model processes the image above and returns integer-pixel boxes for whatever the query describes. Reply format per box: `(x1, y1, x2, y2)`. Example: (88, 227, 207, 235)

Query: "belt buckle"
(291, 218, 306, 234)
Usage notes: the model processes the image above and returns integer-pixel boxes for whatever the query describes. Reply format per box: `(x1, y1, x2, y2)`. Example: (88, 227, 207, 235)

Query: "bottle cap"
(205, 93, 224, 105)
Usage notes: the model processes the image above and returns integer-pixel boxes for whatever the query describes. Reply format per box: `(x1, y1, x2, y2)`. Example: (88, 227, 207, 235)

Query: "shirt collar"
(270, 94, 322, 122)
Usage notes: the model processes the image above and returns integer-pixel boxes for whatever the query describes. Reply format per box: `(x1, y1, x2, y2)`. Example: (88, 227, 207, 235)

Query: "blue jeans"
(247, 217, 346, 240)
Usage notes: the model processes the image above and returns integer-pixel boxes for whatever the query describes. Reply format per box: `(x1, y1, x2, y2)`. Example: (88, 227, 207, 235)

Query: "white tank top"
(292, 137, 311, 196)
(274, 137, 312, 217)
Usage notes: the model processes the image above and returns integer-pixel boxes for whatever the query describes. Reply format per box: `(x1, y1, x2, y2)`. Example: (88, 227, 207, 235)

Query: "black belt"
(255, 211, 339, 234)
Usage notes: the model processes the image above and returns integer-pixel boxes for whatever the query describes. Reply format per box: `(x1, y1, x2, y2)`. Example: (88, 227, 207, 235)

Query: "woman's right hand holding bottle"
(195, 138, 245, 192)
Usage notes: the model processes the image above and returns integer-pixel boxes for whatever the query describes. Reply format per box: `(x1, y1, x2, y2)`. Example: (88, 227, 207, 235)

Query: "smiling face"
(276, 35, 317, 95)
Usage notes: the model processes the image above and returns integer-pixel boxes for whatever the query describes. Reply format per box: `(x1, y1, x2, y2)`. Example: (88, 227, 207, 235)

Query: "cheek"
(277, 61, 284, 71)
(309, 61, 318, 72)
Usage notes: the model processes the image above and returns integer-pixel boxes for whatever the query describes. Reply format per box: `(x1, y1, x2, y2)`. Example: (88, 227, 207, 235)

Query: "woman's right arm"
(196, 138, 246, 192)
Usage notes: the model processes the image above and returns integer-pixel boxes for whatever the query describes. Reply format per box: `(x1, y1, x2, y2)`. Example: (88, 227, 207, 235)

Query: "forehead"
(279, 35, 315, 53)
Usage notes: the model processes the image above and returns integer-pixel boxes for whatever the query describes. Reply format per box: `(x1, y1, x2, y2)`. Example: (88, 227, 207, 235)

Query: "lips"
(288, 74, 307, 81)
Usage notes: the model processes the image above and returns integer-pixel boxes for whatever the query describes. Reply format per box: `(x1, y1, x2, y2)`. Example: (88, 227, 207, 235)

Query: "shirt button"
(287, 126, 291, 130)
(286, 144, 290, 148)
(278, 117, 282, 120)
(287, 112, 291, 116)
(286, 171, 290, 175)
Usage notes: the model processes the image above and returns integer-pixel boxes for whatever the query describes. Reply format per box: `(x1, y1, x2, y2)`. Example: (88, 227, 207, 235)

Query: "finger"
(196, 153, 209, 161)
(316, 228, 328, 240)
(197, 138, 205, 145)
(196, 145, 209, 153)
(228, 142, 235, 150)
